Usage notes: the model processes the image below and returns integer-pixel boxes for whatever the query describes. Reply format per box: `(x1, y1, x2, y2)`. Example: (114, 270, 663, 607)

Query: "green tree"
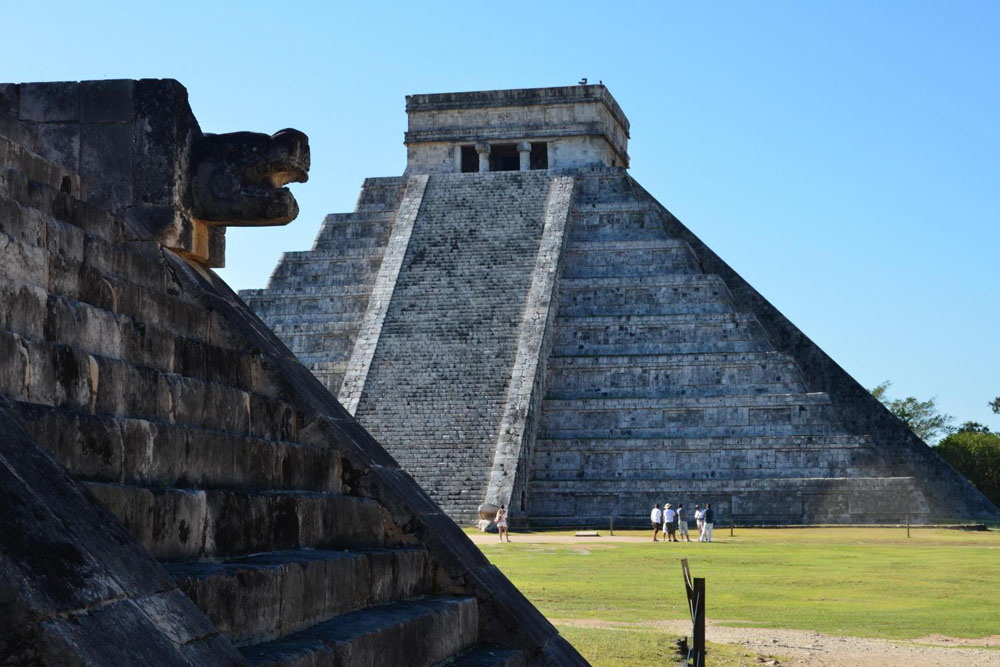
(958, 421, 992, 434)
(991, 396, 1000, 415)
(937, 430, 1000, 507)
(870, 381, 955, 444)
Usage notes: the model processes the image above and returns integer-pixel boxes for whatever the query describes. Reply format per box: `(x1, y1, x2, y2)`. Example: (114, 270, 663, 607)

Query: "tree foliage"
(991, 396, 1000, 415)
(870, 381, 955, 444)
(958, 421, 992, 434)
(937, 430, 1000, 508)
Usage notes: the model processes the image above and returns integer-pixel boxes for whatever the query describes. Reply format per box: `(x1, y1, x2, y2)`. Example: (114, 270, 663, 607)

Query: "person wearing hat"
(663, 503, 678, 542)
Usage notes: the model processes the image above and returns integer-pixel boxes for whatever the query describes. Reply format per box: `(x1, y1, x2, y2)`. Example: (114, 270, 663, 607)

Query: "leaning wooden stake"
(692, 577, 706, 667)
(681, 559, 706, 667)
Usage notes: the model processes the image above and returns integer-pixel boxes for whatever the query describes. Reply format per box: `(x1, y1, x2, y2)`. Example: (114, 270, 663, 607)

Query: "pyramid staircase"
(241, 177, 407, 396)
(0, 112, 566, 665)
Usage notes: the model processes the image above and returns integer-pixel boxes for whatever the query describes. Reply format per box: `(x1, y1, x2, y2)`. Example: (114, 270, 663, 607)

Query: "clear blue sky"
(4, 1, 998, 433)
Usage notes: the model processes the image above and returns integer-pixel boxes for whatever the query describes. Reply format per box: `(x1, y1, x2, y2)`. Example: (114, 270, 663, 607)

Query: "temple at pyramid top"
(403, 84, 630, 174)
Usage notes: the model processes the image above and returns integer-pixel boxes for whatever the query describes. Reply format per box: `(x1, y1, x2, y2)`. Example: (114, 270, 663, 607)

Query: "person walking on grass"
(651, 503, 663, 542)
(694, 504, 705, 538)
(494, 505, 511, 543)
(701, 503, 715, 542)
(677, 503, 691, 542)
(663, 503, 678, 542)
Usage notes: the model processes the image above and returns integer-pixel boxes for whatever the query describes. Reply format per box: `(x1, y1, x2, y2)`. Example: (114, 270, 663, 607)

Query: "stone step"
(270, 320, 359, 336)
(562, 239, 698, 277)
(564, 238, 686, 252)
(166, 547, 432, 646)
(241, 291, 371, 319)
(571, 200, 651, 215)
(551, 313, 771, 356)
(0, 165, 119, 244)
(313, 216, 394, 245)
(568, 206, 665, 242)
(240, 596, 478, 667)
(526, 476, 924, 525)
(354, 176, 408, 212)
(85, 483, 387, 560)
(545, 352, 806, 398)
(0, 114, 43, 154)
(532, 447, 886, 482)
(443, 646, 526, 667)
(558, 274, 734, 317)
(542, 392, 834, 409)
(0, 132, 80, 194)
(547, 350, 794, 368)
(275, 245, 391, 265)
(278, 330, 357, 360)
(573, 173, 636, 205)
(538, 423, 850, 439)
(545, 379, 805, 400)
(266, 262, 383, 291)
(540, 393, 839, 435)
(534, 433, 874, 452)
(305, 360, 349, 374)
(16, 404, 341, 493)
(313, 234, 392, 254)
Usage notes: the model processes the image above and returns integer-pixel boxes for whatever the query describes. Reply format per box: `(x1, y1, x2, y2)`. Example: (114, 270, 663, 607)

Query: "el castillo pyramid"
(241, 84, 999, 528)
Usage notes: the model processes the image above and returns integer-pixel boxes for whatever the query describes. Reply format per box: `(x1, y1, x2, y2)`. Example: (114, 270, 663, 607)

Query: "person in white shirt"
(694, 505, 705, 541)
(650, 504, 663, 542)
(677, 503, 691, 542)
(702, 503, 715, 543)
(663, 503, 678, 542)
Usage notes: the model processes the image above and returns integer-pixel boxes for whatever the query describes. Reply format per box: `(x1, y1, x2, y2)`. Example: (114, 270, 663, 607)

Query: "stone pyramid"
(0, 79, 582, 665)
(243, 85, 999, 528)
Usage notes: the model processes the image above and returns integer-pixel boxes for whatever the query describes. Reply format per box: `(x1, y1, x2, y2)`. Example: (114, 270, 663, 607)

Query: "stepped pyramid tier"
(245, 84, 999, 529)
(0, 80, 584, 665)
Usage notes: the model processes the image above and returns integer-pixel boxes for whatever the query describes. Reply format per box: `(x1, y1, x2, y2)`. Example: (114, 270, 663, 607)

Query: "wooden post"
(692, 577, 706, 667)
(680, 560, 705, 667)
(730, 519, 734, 537)
(610, 514, 614, 536)
(907, 514, 910, 539)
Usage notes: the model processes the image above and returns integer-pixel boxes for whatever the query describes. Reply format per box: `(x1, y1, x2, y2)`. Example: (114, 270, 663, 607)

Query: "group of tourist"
(650, 503, 715, 543)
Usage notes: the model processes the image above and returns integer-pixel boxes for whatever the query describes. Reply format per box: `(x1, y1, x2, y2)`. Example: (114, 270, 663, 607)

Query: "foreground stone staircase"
(0, 84, 578, 665)
(527, 171, 928, 525)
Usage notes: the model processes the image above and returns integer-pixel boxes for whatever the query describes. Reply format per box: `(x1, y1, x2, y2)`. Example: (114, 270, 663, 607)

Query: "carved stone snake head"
(191, 128, 310, 226)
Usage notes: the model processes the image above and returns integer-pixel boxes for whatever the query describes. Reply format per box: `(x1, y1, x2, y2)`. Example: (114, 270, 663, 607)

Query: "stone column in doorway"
(517, 142, 532, 171)
(475, 142, 490, 172)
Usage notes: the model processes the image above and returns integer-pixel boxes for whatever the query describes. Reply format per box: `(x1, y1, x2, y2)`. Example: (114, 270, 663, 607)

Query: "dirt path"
(552, 618, 1000, 666)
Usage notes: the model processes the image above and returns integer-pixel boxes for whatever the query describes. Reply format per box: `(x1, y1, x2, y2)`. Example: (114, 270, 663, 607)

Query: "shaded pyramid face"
(242, 87, 998, 528)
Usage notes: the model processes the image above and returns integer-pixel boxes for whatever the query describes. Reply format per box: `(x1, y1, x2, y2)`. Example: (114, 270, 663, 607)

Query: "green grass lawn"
(472, 527, 1000, 665)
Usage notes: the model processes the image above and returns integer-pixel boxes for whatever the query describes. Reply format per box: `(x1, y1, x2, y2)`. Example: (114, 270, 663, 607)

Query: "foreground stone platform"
(0, 79, 584, 664)
(243, 85, 999, 528)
